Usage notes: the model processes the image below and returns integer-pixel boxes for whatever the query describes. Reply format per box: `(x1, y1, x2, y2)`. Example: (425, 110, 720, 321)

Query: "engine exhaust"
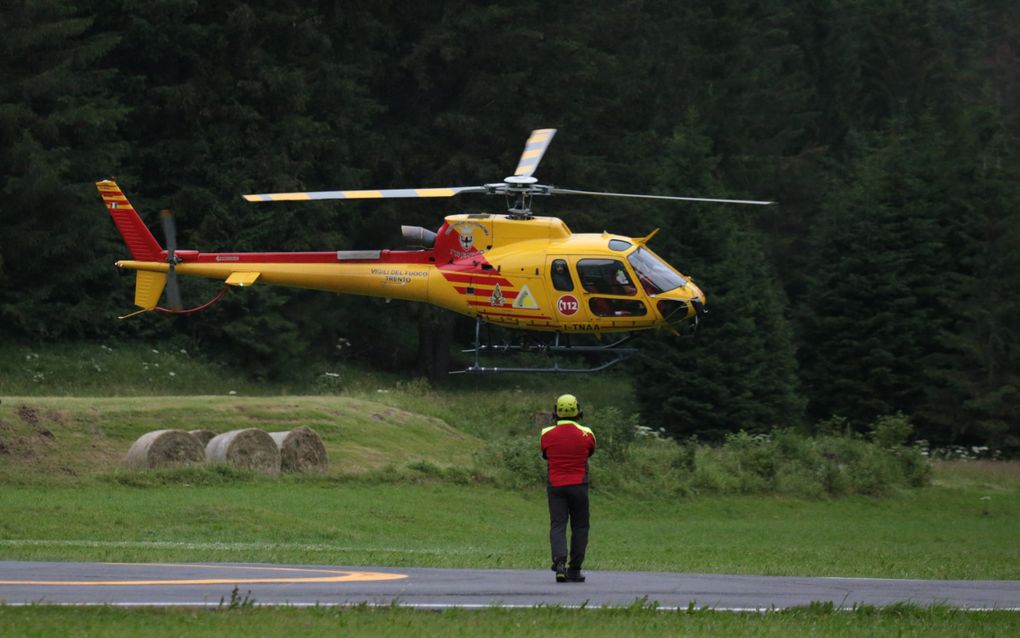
(401, 225, 437, 248)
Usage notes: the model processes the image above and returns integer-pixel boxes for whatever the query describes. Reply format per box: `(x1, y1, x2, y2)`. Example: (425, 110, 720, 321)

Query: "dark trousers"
(547, 483, 590, 568)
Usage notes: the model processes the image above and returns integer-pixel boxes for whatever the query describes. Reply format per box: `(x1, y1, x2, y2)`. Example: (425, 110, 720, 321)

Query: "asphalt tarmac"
(2, 561, 1019, 610)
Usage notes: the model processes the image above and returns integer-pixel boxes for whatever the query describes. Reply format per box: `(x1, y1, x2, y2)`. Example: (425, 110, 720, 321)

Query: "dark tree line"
(1, 0, 1017, 451)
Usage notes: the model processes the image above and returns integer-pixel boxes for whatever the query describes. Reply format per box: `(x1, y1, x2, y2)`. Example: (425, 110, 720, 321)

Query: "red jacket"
(541, 420, 596, 487)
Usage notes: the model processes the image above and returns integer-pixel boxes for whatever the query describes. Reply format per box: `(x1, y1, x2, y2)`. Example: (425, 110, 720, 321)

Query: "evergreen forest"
(1, 0, 1017, 452)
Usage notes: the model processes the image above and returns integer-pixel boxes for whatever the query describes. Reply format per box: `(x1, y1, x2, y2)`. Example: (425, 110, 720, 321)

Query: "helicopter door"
(575, 258, 648, 322)
(547, 257, 595, 326)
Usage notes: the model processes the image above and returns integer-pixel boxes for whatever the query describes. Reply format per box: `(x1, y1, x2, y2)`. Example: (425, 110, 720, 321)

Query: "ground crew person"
(541, 394, 596, 583)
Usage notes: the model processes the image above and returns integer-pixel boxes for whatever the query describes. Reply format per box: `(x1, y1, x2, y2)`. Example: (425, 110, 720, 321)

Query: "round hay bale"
(189, 429, 216, 446)
(125, 429, 205, 470)
(269, 427, 328, 473)
(205, 428, 280, 474)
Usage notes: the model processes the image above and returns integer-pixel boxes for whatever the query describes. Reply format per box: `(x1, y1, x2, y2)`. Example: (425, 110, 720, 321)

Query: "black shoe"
(552, 560, 567, 582)
(565, 567, 585, 583)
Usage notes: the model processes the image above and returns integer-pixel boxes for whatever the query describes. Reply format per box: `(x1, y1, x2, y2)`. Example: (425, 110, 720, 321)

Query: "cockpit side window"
(627, 247, 687, 294)
(576, 259, 637, 296)
(551, 259, 574, 292)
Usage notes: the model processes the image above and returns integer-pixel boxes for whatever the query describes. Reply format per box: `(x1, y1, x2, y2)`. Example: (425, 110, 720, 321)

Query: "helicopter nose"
(691, 297, 705, 316)
(655, 285, 706, 322)
(687, 282, 706, 316)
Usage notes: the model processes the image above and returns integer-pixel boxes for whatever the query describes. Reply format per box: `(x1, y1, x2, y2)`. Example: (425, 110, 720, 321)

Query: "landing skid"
(451, 319, 638, 374)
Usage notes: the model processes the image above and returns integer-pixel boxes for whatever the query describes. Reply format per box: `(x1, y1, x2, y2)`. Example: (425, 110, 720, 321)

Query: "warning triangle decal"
(512, 284, 540, 309)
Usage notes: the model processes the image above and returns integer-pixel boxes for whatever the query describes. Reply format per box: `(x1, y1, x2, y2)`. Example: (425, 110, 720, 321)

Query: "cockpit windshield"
(627, 247, 687, 295)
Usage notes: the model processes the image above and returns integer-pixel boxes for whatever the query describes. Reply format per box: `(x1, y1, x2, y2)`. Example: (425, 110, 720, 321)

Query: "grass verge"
(1, 604, 1018, 637)
(0, 478, 1017, 579)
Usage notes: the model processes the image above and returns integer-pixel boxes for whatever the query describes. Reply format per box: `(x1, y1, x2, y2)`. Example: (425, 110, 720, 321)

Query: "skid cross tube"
(451, 319, 638, 374)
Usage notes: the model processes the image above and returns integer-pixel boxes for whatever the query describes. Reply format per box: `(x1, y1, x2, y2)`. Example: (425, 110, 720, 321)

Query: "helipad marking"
(0, 563, 407, 586)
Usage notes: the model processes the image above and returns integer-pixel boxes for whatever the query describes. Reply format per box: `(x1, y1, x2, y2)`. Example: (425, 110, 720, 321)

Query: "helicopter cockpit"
(626, 246, 704, 324)
(626, 246, 688, 294)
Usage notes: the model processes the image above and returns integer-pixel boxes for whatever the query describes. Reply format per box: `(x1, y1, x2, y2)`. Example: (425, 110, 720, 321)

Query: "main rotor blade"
(548, 187, 774, 206)
(243, 186, 487, 202)
(512, 128, 557, 178)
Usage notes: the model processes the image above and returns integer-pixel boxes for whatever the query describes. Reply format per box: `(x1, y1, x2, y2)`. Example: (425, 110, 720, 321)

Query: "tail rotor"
(159, 209, 183, 310)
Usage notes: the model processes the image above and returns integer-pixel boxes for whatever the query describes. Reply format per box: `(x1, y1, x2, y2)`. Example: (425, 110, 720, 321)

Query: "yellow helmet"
(555, 394, 581, 419)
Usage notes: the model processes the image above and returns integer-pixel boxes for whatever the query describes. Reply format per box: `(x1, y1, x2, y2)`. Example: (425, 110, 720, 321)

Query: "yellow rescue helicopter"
(98, 129, 771, 373)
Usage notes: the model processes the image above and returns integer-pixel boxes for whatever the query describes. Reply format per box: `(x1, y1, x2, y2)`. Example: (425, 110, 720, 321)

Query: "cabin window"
(576, 259, 637, 296)
(551, 259, 574, 292)
(608, 239, 632, 252)
(589, 298, 648, 317)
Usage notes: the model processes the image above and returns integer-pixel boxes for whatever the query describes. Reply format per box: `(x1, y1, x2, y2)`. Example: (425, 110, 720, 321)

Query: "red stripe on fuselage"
(440, 272, 514, 287)
(176, 250, 435, 264)
(467, 300, 532, 307)
(454, 286, 519, 299)
(477, 309, 552, 320)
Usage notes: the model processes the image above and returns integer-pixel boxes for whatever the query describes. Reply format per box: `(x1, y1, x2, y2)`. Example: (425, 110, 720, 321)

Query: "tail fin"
(96, 180, 163, 261)
(133, 271, 167, 310)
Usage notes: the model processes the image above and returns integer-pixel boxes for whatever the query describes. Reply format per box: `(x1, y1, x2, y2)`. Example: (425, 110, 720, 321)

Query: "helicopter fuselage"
(115, 211, 705, 334)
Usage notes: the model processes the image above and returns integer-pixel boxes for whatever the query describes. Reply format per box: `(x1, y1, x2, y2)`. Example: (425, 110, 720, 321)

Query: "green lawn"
(1, 395, 1018, 578)
(0, 478, 1017, 579)
(2, 604, 1018, 638)
(1, 386, 1017, 635)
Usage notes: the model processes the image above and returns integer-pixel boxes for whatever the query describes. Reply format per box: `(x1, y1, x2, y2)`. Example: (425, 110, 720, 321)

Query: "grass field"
(2, 604, 1019, 638)
(1, 476, 1018, 578)
(1, 396, 1018, 578)
(1, 344, 1018, 635)
(0, 395, 482, 483)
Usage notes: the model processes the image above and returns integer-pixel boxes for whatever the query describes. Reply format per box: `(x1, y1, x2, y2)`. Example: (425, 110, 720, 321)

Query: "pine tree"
(633, 119, 804, 440)
(88, 0, 382, 376)
(0, 0, 128, 339)
(799, 117, 954, 429)
(915, 3, 1020, 450)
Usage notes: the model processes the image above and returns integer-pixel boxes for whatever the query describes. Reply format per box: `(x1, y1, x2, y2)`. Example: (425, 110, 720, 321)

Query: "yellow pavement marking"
(0, 563, 407, 586)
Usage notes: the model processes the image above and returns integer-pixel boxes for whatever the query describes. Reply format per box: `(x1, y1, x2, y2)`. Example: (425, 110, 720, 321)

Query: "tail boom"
(114, 259, 433, 304)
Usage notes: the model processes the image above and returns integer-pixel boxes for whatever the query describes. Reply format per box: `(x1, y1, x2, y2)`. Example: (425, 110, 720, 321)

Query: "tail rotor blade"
(164, 269, 183, 310)
(160, 209, 178, 255)
(159, 209, 182, 310)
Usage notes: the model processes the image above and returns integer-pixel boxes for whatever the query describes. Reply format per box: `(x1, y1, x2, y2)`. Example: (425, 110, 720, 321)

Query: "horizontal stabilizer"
(225, 272, 260, 287)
